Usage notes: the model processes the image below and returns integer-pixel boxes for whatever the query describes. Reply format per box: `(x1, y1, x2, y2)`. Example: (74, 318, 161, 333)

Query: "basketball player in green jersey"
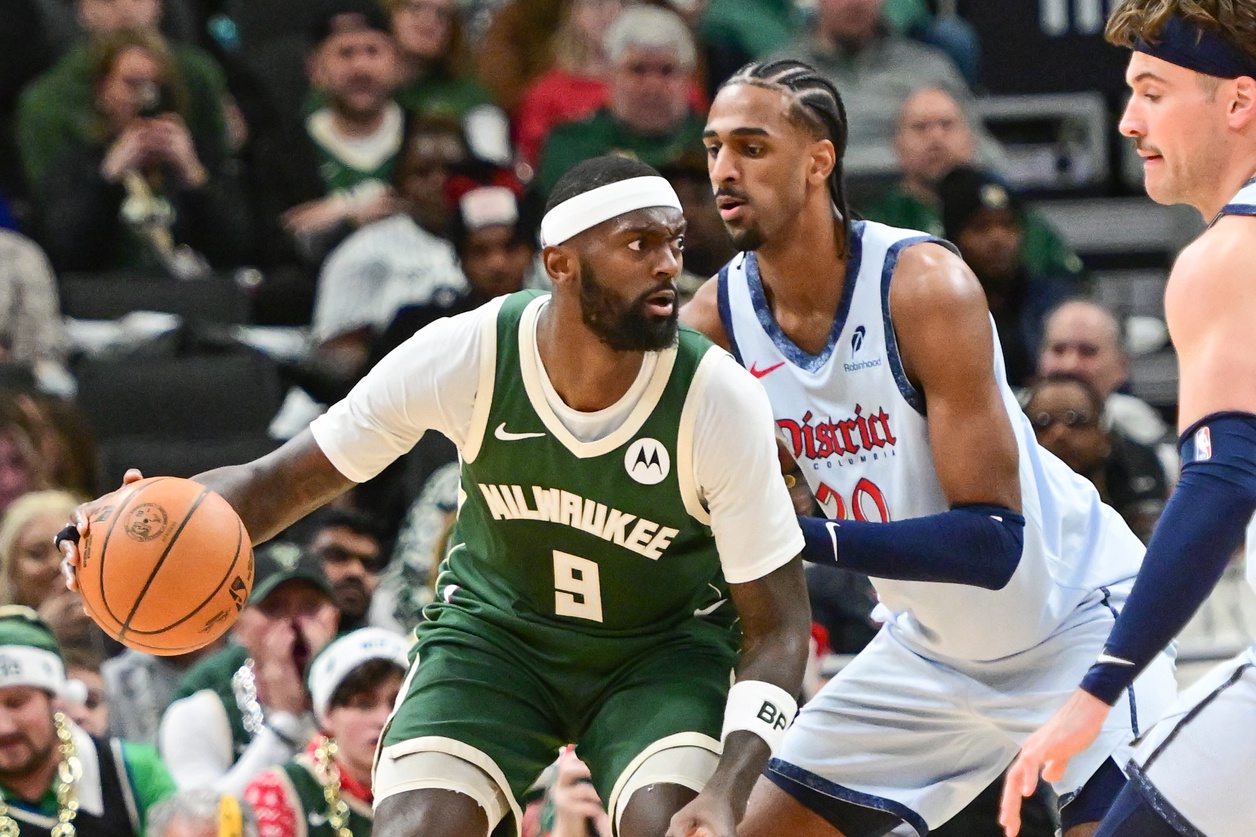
(58, 155, 810, 837)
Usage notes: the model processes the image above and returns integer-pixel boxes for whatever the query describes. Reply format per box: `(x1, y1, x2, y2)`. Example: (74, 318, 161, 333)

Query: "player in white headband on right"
(60, 154, 809, 837)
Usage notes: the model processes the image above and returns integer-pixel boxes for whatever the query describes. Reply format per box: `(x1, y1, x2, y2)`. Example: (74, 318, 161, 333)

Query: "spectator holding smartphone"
(36, 27, 251, 275)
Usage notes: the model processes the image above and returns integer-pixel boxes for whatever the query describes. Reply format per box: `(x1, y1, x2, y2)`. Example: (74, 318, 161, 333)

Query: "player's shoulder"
(1175, 214, 1256, 277)
(888, 240, 986, 320)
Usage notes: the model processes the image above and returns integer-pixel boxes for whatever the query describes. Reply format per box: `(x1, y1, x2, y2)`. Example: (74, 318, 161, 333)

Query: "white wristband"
(720, 680, 797, 755)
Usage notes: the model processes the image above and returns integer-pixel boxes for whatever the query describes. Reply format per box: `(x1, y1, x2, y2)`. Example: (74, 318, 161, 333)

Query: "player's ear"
(1229, 76, 1256, 129)
(807, 138, 836, 186)
(543, 244, 579, 287)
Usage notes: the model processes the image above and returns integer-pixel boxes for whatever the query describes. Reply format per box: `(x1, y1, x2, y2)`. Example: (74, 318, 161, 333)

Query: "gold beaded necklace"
(0, 712, 82, 837)
(311, 737, 353, 837)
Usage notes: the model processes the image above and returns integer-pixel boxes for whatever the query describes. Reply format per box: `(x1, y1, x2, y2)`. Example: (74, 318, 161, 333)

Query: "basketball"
(78, 476, 254, 656)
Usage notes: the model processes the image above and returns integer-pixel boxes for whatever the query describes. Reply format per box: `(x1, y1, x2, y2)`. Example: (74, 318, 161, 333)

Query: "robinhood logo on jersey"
(476, 484, 679, 560)
(843, 325, 882, 372)
(778, 405, 897, 463)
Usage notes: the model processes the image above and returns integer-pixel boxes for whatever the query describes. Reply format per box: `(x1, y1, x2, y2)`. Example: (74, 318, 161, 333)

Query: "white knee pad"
(607, 734, 720, 836)
(374, 736, 520, 836)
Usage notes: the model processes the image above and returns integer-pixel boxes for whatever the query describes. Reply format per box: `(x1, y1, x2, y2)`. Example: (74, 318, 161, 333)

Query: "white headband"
(540, 176, 682, 247)
(0, 645, 66, 695)
(309, 628, 412, 725)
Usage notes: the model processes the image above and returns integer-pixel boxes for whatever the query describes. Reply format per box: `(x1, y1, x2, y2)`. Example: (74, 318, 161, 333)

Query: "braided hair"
(720, 58, 853, 253)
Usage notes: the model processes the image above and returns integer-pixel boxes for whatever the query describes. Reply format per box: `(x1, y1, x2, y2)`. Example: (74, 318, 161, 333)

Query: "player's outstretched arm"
(193, 428, 355, 545)
(57, 430, 354, 590)
(666, 558, 810, 837)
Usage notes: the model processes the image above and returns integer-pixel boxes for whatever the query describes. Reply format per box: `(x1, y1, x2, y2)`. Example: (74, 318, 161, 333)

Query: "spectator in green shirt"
(535, 5, 705, 198)
(0, 607, 176, 836)
(863, 85, 1085, 280)
(16, 0, 230, 195)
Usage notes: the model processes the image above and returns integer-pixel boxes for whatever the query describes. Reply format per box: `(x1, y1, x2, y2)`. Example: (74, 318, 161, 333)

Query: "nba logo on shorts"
(1195, 426, 1212, 461)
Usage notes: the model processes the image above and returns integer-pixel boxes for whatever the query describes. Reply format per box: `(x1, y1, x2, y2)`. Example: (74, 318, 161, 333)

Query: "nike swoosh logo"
(694, 598, 727, 617)
(749, 361, 785, 379)
(494, 422, 546, 442)
(1095, 653, 1136, 667)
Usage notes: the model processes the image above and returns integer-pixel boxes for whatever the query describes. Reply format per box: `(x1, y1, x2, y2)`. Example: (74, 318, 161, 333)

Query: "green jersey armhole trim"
(461, 295, 509, 464)
(517, 295, 680, 460)
(676, 345, 724, 526)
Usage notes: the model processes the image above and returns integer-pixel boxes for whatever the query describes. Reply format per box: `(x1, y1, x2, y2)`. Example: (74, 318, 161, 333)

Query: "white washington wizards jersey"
(719, 220, 1145, 661)
(1222, 178, 1256, 595)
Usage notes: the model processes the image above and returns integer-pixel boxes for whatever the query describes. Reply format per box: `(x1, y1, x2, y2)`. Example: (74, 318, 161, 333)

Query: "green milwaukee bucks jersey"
(431, 291, 735, 641)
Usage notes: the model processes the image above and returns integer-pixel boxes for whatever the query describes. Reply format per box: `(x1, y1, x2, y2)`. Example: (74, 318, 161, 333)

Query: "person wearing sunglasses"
(1025, 373, 1167, 543)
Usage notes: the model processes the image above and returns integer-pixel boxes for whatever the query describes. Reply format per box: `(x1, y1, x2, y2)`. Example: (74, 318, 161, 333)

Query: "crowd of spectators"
(0, 0, 1190, 834)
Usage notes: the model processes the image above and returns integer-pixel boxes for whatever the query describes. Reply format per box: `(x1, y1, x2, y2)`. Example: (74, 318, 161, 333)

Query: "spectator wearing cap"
(0, 606, 176, 835)
(147, 788, 261, 837)
(937, 166, 1083, 387)
(534, 5, 706, 198)
(372, 182, 540, 362)
(247, 2, 409, 322)
(244, 628, 410, 837)
(862, 86, 1083, 281)
(16, 0, 231, 199)
(158, 543, 339, 794)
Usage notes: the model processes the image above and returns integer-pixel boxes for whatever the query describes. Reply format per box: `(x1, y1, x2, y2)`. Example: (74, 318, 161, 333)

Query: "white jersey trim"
(461, 295, 507, 464)
(517, 295, 679, 459)
(676, 345, 724, 526)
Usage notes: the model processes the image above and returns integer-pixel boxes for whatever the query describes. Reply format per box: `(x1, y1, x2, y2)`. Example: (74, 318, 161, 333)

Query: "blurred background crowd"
(0, 0, 1251, 835)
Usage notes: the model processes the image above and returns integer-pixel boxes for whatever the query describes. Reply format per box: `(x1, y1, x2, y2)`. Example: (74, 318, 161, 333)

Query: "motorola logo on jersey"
(624, 438, 670, 485)
(843, 324, 882, 372)
(778, 405, 897, 463)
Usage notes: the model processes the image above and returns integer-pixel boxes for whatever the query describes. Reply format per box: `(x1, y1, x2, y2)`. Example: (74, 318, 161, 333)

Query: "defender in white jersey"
(683, 59, 1177, 836)
(1002, 3, 1256, 836)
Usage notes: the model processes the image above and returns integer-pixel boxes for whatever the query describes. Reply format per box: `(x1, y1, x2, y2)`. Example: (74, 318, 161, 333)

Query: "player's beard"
(578, 259, 678, 352)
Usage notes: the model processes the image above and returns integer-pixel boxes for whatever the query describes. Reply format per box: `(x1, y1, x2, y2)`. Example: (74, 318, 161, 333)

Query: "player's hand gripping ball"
(77, 477, 254, 655)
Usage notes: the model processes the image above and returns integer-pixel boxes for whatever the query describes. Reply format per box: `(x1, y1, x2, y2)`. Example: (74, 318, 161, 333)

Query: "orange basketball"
(78, 476, 254, 656)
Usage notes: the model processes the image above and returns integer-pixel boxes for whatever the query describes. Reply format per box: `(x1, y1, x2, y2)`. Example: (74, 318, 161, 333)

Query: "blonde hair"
(0, 490, 82, 604)
(1106, 0, 1256, 65)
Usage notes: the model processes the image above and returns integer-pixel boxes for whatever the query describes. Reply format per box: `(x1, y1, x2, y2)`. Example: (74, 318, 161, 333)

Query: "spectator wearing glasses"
(534, 5, 705, 197)
(1025, 373, 1167, 543)
(305, 508, 387, 634)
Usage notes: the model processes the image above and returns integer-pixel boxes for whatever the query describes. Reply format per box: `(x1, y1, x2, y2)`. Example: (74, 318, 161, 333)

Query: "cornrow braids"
(722, 59, 853, 254)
